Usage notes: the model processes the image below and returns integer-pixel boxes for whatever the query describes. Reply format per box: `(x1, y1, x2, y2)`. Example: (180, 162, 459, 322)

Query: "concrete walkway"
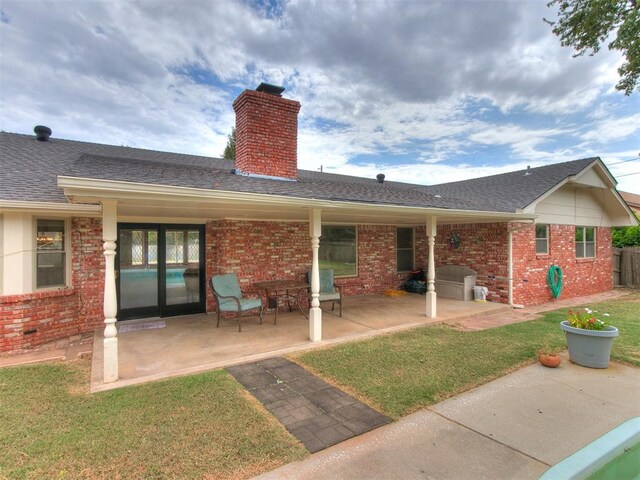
(256, 356, 640, 480)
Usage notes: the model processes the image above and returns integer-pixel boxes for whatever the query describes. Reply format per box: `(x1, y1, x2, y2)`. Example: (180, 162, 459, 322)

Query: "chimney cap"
(376, 173, 385, 183)
(256, 82, 285, 96)
(34, 125, 52, 141)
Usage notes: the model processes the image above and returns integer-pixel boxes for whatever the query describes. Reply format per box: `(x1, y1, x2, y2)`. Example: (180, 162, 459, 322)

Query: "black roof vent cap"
(34, 125, 52, 141)
(256, 82, 285, 96)
(376, 173, 385, 183)
(524, 165, 532, 176)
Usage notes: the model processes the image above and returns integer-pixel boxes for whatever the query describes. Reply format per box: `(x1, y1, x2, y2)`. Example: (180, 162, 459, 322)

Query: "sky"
(1, 0, 639, 193)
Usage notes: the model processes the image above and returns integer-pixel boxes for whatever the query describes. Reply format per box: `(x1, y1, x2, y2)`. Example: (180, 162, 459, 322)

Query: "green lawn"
(0, 363, 306, 480)
(294, 292, 640, 419)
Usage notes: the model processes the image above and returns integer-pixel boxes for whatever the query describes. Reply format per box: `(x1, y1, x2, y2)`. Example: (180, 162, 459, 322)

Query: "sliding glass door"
(117, 224, 205, 320)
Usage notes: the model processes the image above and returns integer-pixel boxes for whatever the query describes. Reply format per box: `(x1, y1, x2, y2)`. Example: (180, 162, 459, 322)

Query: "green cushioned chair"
(210, 273, 263, 332)
(306, 269, 343, 317)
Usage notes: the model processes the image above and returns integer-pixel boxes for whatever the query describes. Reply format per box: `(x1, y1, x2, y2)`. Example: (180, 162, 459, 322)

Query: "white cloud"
(580, 113, 640, 143)
(0, 0, 638, 189)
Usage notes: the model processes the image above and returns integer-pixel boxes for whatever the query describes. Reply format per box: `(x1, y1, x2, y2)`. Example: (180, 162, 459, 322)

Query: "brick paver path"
(227, 357, 390, 453)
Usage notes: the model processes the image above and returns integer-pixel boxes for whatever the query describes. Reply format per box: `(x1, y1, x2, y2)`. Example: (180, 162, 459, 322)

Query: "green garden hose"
(547, 265, 563, 299)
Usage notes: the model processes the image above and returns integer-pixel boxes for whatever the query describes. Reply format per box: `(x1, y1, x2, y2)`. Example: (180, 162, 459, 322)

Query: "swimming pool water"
(120, 268, 190, 286)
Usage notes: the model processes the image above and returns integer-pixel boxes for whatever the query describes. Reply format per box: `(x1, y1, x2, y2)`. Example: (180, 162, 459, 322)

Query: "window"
(575, 226, 596, 258)
(36, 219, 66, 288)
(320, 226, 357, 276)
(535, 225, 548, 255)
(397, 227, 414, 272)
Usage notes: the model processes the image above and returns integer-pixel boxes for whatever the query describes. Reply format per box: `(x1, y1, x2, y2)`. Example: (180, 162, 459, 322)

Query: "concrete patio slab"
(255, 356, 640, 480)
(91, 294, 509, 391)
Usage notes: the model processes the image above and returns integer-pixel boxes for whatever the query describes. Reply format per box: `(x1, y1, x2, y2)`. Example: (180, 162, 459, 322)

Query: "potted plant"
(561, 308, 618, 368)
(538, 340, 562, 368)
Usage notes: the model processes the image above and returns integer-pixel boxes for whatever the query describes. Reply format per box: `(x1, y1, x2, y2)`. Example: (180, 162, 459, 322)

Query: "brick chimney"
(232, 83, 301, 181)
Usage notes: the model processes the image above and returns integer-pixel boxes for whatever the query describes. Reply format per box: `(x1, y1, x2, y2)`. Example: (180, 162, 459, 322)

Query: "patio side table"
(254, 280, 310, 324)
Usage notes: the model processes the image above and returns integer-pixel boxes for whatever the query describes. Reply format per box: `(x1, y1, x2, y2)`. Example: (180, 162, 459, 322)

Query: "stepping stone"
(227, 357, 391, 453)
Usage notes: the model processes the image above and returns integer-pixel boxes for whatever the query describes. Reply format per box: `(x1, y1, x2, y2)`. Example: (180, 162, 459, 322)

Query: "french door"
(116, 224, 206, 320)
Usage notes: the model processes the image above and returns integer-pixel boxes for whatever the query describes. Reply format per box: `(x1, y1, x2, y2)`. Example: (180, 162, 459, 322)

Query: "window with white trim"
(397, 227, 414, 272)
(535, 225, 548, 255)
(575, 226, 596, 258)
(36, 219, 66, 288)
(319, 226, 357, 277)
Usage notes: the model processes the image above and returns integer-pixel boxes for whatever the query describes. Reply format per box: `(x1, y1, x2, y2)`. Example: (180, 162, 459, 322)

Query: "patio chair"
(306, 269, 343, 317)
(183, 267, 200, 303)
(210, 273, 263, 332)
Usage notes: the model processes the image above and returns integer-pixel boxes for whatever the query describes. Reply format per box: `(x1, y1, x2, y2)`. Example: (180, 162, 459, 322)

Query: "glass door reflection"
(117, 224, 205, 320)
(118, 227, 160, 318)
(164, 229, 201, 306)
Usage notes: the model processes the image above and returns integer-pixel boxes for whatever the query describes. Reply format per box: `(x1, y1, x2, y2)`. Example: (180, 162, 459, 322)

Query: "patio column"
(102, 200, 118, 383)
(426, 215, 437, 318)
(309, 208, 322, 341)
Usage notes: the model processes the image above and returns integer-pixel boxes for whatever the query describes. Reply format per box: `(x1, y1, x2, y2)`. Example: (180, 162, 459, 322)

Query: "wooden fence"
(613, 247, 640, 287)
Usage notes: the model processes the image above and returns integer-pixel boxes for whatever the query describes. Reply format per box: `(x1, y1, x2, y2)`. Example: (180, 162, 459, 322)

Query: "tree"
(612, 212, 640, 246)
(223, 127, 236, 160)
(545, 0, 640, 95)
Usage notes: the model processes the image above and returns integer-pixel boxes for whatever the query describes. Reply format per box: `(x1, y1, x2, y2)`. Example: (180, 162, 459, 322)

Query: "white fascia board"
(521, 160, 637, 224)
(609, 188, 640, 225)
(57, 175, 537, 222)
(0, 200, 102, 216)
(569, 160, 616, 187)
(523, 159, 605, 214)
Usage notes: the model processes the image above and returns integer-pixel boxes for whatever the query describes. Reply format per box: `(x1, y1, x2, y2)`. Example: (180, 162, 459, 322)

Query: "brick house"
(1, 83, 637, 383)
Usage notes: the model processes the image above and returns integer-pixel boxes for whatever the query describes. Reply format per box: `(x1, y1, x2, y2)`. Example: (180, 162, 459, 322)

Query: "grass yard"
(294, 292, 640, 419)
(0, 362, 306, 480)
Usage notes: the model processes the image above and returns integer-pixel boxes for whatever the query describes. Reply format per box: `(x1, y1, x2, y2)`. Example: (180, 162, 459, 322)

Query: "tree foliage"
(612, 212, 640, 246)
(223, 127, 236, 160)
(546, 0, 640, 95)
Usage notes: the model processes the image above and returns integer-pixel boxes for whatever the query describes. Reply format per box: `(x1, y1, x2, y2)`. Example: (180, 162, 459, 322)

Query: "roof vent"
(376, 173, 385, 183)
(34, 125, 52, 141)
(256, 82, 285, 97)
(524, 165, 532, 176)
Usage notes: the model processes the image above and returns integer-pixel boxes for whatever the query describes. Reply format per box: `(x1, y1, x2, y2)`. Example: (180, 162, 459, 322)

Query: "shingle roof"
(422, 158, 597, 211)
(0, 131, 597, 213)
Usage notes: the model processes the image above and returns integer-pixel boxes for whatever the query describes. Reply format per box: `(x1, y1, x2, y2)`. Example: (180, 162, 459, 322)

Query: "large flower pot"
(560, 321, 618, 368)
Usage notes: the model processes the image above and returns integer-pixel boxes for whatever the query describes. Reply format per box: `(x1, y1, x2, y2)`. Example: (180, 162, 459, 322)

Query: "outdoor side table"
(254, 280, 310, 323)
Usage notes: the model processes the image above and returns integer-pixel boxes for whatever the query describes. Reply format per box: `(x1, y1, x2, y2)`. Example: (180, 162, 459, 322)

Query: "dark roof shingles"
(0, 132, 596, 213)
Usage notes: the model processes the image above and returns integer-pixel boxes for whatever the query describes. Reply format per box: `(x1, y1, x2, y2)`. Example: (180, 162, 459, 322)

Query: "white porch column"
(426, 215, 437, 318)
(309, 208, 322, 341)
(102, 200, 118, 383)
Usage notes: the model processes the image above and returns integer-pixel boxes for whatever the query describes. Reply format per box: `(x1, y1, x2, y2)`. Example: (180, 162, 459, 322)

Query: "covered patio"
(60, 172, 532, 390)
(90, 293, 509, 392)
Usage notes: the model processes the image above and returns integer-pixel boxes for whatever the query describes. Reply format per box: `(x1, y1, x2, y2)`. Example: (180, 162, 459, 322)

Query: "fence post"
(613, 247, 622, 286)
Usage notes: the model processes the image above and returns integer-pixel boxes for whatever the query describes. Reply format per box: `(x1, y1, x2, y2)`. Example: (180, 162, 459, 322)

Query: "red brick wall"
(415, 223, 510, 303)
(2, 216, 614, 353)
(205, 221, 406, 309)
(0, 217, 104, 353)
(344, 225, 400, 295)
(511, 224, 613, 306)
(233, 90, 301, 180)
